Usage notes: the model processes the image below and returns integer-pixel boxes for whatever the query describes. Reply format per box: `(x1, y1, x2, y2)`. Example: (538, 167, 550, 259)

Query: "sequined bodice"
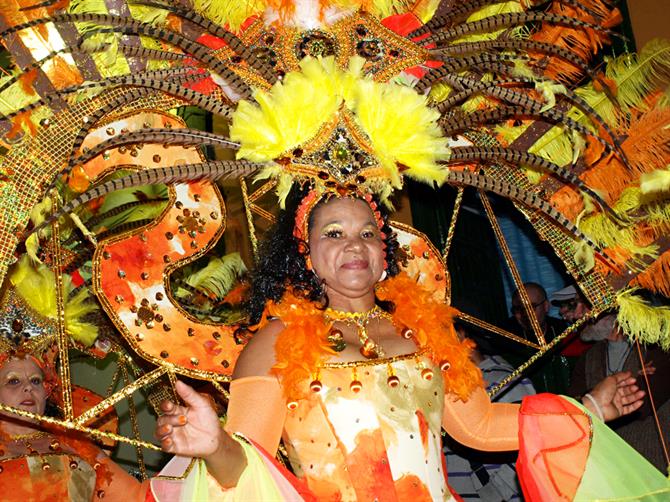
(282, 353, 453, 501)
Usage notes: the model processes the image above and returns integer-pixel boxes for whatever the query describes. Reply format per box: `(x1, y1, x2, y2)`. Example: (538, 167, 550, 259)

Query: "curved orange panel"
(83, 111, 242, 379)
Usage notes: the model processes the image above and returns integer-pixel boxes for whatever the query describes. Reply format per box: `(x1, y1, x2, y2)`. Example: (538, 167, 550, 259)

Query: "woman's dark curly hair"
(245, 184, 401, 325)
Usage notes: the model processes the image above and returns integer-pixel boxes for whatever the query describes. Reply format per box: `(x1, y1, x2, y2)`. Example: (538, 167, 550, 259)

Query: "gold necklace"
(324, 305, 393, 359)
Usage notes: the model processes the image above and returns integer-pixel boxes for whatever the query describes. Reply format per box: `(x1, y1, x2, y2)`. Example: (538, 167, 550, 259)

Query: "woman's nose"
(344, 237, 363, 251)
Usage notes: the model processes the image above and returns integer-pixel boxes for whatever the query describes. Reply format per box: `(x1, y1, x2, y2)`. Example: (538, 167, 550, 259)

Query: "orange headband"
(293, 189, 388, 269)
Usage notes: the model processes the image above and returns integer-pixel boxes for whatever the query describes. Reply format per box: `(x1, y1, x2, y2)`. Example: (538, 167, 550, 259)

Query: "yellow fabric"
(202, 439, 289, 501)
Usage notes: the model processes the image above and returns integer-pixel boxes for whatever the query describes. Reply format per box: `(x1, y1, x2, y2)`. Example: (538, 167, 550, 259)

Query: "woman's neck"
(326, 290, 377, 313)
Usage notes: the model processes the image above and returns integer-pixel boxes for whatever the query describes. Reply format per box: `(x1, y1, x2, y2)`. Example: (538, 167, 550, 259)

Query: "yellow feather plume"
(640, 167, 670, 195)
(9, 255, 99, 346)
(231, 56, 449, 199)
(617, 289, 670, 350)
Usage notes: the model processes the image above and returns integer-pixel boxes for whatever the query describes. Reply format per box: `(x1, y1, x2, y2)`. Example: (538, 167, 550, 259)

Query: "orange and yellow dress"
(282, 355, 450, 501)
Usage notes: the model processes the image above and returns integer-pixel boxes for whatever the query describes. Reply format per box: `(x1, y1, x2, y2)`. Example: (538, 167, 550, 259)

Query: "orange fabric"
(516, 394, 590, 502)
(225, 376, 286, 456)
(0, 452, 146, 502)
(442, 386, 519, 452)
(376, 273, 484, 401)
(98, 456, 149, 502)
(281, 357, 450, 500)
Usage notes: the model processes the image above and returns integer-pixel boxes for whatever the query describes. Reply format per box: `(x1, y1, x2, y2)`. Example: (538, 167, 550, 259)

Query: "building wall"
(628, 0, 670, 47)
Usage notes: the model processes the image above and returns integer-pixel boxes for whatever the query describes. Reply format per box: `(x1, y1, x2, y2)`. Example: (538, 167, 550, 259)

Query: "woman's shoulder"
(232, 319, 285, 379)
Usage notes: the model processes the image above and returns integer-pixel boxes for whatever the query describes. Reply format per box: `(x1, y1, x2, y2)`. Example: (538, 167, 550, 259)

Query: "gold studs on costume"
(440, 360, 451, 371)
(387, 363, 399, 387)
(421, 368, 434, 381)
(401, 327, 413, 339)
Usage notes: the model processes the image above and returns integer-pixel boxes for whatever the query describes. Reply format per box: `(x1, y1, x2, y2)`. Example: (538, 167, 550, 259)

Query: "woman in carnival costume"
(151, 57, 668, 501)
(0, 259, 145, 501)
(1, 0, 670, 500)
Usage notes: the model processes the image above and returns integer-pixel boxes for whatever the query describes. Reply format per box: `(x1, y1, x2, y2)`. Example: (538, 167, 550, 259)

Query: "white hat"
(550, 285, 578, 305)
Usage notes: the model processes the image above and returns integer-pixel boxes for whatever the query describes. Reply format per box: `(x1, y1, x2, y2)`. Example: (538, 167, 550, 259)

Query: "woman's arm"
(443, 371, 645, 452)
(155, 320, 286, 488)
(442, 386, 519, 451)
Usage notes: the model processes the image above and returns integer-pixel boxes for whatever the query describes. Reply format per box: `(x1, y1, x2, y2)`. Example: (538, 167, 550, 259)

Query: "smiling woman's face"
(308, 197, 385, 302)
(0, 357, 47, 419)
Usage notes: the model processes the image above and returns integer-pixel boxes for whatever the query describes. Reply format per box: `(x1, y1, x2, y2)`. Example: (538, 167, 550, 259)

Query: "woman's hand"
(156, 380, 226, 458)
(583, 371, 645, 422)
(155, 381, 247, 488)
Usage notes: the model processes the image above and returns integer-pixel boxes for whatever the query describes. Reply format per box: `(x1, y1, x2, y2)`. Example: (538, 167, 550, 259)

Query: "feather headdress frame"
(1, 0, 670, 372)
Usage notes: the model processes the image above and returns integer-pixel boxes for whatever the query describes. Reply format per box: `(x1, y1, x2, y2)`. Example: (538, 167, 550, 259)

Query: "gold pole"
(51, 193, 74, 421)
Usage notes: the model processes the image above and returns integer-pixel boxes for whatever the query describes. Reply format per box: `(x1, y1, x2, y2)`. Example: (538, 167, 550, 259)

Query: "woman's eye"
(30, 378, 43, 386)
(325, 229, 342, 238)
(362, 230, 377, 239)
(7, 378, 19, 385)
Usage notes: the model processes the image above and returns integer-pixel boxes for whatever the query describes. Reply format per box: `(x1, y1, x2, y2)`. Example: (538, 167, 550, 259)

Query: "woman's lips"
(20, 399, 35, 406)
(342, 260, 369, 270)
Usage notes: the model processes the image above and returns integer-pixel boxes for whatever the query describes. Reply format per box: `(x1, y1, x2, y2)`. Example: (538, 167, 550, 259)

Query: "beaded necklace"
(323, 305, 394, 358)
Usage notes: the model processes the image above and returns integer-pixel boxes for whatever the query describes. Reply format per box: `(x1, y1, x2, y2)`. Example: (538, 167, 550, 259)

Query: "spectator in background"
(502, 282, 571, 394)
(444, 322, 536, 501)
(549, 285, 594, 357)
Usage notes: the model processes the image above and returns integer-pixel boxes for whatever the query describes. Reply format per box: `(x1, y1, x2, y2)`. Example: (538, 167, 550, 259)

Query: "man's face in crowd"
(511, 286, 549, 333)
(557, 298, 590, 323)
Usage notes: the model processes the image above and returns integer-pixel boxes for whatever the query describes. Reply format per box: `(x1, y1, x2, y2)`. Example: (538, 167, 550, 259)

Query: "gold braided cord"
(321, 349, 428, 369)
(121, 360, 148, 480)
(240, 178, 259, 259)
(487, 310, 602, 398)
(211, 380, 230, 401)
(442, 187, 463, 264)
(443, 187, 463, 305)
(51, 194, 74, 421)
(457, 312, 540, 349)
(0, 400, 161, 451)
(74, 366, 168, 425)
(166, 367, 179, 398)
(246, 179, 277, 204)
(479, 191, 546, 346)
(105, 358, 124, 400)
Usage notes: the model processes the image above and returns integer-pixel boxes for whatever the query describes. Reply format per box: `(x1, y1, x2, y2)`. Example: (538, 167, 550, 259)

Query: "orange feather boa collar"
(261, 272, 483, 403)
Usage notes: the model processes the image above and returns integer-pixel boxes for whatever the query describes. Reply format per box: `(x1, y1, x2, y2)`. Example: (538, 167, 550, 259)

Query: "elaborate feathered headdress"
(0, 0, 669, 386)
